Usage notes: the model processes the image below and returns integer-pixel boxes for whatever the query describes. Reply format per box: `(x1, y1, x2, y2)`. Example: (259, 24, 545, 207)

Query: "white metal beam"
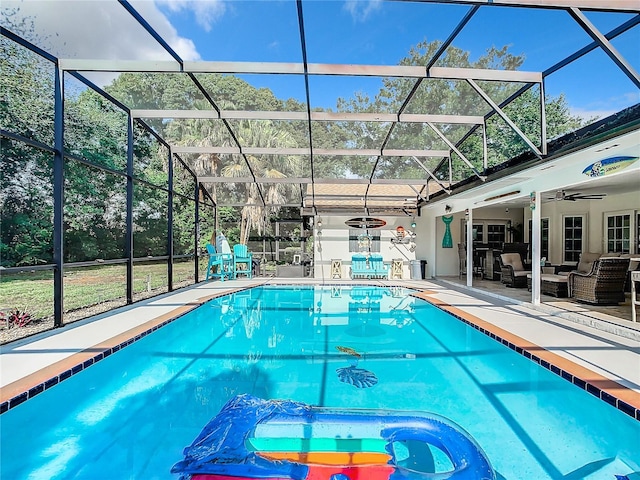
(184, 61, 305, 74)
(58, 59, 181, 72)
(383, 149, 449, 157)
(171, 145, 450, 157)
(198, 176, 432, 185)
(412, 0, 639, 10)
(132, 109, 486, 125)
(429, 66, 542, 83)
(59, 60, 543, 85)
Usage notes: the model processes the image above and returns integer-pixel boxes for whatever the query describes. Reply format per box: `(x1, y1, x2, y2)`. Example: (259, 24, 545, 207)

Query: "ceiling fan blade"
(566, 193, 607, 200)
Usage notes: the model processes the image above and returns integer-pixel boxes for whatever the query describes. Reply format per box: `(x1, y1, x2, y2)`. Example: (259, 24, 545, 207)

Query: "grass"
(0, 259, 206, 321)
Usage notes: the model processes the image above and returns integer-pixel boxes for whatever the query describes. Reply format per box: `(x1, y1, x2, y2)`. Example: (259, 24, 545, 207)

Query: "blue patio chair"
(206, 243, 232, 281)
(369, 254, 389, 279)
(233, 244, 253, 279)
(350, 254, 370, 279)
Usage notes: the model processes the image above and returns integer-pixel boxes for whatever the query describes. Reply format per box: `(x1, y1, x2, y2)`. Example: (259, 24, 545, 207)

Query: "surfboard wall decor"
(582, 156, 638, 178)
(345, 217, 387, 229)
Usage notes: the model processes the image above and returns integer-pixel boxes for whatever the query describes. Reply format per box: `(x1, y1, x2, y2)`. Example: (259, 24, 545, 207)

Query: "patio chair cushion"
(501, 253, 524, 271)
(576, 252, 601, 273)
(499, 253, 531, 288)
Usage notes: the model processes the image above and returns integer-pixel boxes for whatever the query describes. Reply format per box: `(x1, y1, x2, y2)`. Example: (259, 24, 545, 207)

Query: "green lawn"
(0, 260, 205, 321)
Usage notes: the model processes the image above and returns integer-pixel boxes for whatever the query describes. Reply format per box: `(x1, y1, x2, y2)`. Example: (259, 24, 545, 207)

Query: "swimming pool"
(1, 285, 638, 479)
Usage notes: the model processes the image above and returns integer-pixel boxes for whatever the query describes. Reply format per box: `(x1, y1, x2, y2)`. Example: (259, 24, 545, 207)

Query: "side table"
(331, 259, 342, 279)
(391, 259, 403, 279)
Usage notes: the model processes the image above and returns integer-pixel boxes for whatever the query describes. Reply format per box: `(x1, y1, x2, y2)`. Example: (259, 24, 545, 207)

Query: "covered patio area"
(439, 274, 638, 329)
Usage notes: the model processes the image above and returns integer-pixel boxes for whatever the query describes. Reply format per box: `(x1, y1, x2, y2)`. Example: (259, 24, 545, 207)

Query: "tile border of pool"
(0, 287, 250, 415)
(410, 290, 640, 421)
(2, 283, 639, 422)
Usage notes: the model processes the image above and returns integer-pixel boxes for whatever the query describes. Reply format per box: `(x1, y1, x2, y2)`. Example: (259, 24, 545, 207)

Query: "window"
(349, 229, 380, 253)
(563, 215, 584, 263)
(463, 223, 484, 242)
(528, 218, 549, 259)
(486, 224, 506, 250)
(606, 213, 631, 254)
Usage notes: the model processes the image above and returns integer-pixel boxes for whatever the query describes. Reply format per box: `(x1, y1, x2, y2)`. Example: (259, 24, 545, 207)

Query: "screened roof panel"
(210, 181, 246, 206)
(301, 1, 471, 65)
(194, 73, 309, 111)
(436, 6, 589, 72)
(372, 156, 445, 181)
(610, 28, 640, 80)
(153, 1, 302, 63)
(473, 80, 534, 113)
(583, 11, 639, 33)
(311, 120, 390, 150)
(404, 78, 489, 116)
(544, 46, 640, 119)
(385, 124, 450, 151)
(2, 0, 638, 217)
(224, 118, 308, 147)
(164, 118, 239, 152)
(104, 73, 207, 110)
(307, 76, 391, 110)
(312, 156, 378, 180)
(260, 182, 303, 206)
(1, 1, 173, 61)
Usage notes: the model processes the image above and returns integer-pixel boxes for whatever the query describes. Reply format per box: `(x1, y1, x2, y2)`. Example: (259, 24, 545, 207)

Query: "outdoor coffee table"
(526, 273, 568, 298)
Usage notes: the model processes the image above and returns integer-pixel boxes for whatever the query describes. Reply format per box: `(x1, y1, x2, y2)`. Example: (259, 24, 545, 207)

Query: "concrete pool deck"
(1, 278, 639, 419)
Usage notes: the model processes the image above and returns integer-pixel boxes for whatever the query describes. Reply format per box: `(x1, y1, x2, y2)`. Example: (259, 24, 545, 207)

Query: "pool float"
(172, 394, 495, 480)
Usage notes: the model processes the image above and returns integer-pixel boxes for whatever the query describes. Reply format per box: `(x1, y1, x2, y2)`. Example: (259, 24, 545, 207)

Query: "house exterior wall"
(312, 215, 418, 279)
(523, 190, 640, 265)
(422, 191, 639, 277)
(425, 207, 523, 277)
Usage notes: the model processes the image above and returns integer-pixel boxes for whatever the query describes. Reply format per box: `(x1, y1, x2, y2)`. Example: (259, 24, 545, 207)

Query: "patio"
(439, 274, 638, 329)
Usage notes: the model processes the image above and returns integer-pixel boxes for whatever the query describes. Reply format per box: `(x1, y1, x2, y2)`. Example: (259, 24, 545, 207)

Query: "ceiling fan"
(549, 190, 607, 201)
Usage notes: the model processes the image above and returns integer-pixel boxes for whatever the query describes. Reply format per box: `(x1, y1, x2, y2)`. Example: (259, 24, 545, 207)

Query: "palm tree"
(222, 119, 303, 244)
(165, 104, 303, 244)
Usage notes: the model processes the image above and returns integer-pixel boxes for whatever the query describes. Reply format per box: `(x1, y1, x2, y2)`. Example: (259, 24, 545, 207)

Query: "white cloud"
(155, 0, 225, 32)
(343, 0, 382, 22)
(1, 0, 201, 85)
(569, 91, 640, 121)
(569, 107, 616, 122)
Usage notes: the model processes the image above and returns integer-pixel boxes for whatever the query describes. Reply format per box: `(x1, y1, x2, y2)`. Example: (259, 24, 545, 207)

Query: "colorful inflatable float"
(172, 394, 496, 480)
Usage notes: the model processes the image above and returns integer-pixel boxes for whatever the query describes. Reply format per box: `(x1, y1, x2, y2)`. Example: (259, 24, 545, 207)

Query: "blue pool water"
(1, 285, 638, 479)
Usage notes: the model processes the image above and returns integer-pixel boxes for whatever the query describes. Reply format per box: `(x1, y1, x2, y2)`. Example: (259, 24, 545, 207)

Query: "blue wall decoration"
(442, 215, 453, 248)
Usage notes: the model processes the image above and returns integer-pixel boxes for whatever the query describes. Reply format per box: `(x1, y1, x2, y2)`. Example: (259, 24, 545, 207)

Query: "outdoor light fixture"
(317, 219, 322, 228)
(411, 219, 417, 229)
(445, 204, 452, 213)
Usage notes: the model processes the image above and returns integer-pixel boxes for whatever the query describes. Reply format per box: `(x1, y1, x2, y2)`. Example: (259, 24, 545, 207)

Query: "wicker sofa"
(567, 257, 630, 305)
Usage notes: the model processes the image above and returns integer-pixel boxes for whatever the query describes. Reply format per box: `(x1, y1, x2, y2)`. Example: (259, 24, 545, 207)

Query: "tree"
(337, 41, 586, 183)
(1, 22, 56, 266)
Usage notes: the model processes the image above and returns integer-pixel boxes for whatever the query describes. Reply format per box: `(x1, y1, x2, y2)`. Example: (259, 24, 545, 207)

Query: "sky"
(1, 0, 638, 119)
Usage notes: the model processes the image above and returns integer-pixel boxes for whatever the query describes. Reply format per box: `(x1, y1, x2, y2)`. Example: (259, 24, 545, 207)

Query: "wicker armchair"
(568, 257, 630, 305)
(499, 253, 531, 288)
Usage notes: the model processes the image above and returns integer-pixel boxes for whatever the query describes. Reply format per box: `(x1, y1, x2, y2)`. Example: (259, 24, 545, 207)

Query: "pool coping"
(2, 283, 639, 422)
(411, 290, 640, 421)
